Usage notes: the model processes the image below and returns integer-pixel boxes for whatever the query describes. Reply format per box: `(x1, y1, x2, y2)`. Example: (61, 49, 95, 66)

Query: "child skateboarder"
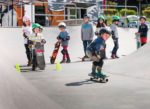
(136, 16, 148, 46)
(86, 28, 111, 82)
(57, 22, 71, 63)
(29, 23, 46, 71)
(22, 15, 32, 66)
(110, 15, 120, 59)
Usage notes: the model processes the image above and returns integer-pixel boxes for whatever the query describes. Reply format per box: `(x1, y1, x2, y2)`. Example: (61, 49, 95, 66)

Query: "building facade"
(0, 0, 105, 26)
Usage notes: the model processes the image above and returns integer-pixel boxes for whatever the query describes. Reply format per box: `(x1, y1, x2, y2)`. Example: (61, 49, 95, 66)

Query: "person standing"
(137, 16, 148, 46)
(95, 15, 107, 36)
(81, 14, 94, 61)
(22, 15, 32, 66)
(29, 23, 46, 71)
(57, 22, 71, 63)
(110, 15, 120, 59)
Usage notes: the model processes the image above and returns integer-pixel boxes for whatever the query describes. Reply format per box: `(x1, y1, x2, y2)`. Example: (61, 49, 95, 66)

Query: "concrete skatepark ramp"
(104, 42, 150, 80)
(0, 27, 150, 109)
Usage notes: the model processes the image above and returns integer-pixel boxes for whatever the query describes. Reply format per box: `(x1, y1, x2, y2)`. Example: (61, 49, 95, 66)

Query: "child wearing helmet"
(95, 15, 107, 36)
(29, 23, 46, 71)
(22, 15, 32, 66)
(110, 15, 120, 59)
(136, 16, 148, 46)
(86, 28, 111, 78)
(57, 22, 71, 63)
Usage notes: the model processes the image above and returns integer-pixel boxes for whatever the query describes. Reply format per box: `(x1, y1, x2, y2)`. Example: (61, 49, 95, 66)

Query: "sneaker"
(32, 66, 36, 71)
(66, 59, 71, 63)
(60, 60, 66, 63)
(27, 61, 32, 66)
(115, 55, 119, 58)
(111, 54, 116, 59)
(88, 72, 96, 76)
(96, 72, 107, 79)
(85, 55, 89, 58)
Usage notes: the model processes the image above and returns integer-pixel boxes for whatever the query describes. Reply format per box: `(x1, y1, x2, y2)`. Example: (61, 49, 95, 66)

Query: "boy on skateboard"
(29, 23, 46, 71)
(57, 22, 71, 63)
(86, 28, 111, 81)
(136, 16, 148, 47)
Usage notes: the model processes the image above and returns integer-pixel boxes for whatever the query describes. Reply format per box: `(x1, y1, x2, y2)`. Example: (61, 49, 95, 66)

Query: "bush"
(104, 9, 117, 15)
(143, 7, 150, 18)
(120, 9, 136, 16)
(105, 15, 112, 26)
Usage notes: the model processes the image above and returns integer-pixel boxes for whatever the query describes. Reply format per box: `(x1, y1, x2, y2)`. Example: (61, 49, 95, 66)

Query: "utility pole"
(125, 0, 127, 18)
(12, 0, 13, 26)
(137, 0, 143, 16)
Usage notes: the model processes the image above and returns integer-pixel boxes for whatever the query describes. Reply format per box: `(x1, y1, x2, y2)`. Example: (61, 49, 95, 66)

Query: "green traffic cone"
(56, 62, 61, 71)
(15, 64, 21, 72)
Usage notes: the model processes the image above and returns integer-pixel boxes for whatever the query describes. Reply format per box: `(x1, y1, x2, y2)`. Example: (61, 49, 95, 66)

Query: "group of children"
(22, 14, 148, 79)
(22, 16, 71, 71)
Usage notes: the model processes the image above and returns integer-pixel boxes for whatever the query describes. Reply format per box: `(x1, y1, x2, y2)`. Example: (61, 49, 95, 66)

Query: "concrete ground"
(0, 27, 150, 109)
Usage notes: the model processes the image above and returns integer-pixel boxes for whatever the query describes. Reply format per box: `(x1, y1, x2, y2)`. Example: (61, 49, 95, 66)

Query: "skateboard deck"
(135, 33, 141, 49)
(78, 57, 91, 61)
(89, 75, 108, 83)
(50, 42, 60, 64)
(35, 42, 45, 70)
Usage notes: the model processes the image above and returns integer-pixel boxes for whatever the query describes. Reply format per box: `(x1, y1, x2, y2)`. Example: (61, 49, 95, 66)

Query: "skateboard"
(135, 33, 141, 49)
(78, 57, 91, 61)
(34, 42, 46, 70)
(90, 74, 108, 83)
(14, 64, 43, 72)
(50, 41, 60, 64)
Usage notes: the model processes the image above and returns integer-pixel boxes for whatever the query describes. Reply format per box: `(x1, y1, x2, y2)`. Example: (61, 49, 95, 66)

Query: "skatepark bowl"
(0, 26, 150, 109)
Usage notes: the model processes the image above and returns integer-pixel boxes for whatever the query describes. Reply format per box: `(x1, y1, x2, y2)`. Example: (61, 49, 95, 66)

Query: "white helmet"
(58, 22, 66, 28)
(23, 15, 30, 22)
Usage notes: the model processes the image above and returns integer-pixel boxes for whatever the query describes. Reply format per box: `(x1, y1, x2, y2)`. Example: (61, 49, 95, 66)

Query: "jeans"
(61, 46, 70, 60)
(83, 40, 92, 56)
(112, 38, 119, 55)
(24, 44, 32, 62)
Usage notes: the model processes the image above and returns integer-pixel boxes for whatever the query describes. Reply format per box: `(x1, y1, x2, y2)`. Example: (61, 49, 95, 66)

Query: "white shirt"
(22, 26, 32, 44)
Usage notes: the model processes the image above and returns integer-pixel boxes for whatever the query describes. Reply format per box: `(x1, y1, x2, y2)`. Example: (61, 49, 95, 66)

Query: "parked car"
(128, 21, 138, 28)
(145, 21, 150, 29)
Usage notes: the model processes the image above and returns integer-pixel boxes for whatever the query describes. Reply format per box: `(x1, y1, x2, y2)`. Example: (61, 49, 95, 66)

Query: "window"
(65, 7, 87, 20)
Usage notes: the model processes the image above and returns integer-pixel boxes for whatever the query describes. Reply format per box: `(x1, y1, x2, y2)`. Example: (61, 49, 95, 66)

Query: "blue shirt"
(87, 37, 106, 58)
(58, 31, 70, 46)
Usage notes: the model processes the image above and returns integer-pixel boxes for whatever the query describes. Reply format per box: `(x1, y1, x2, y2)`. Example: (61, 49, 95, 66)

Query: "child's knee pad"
(91, 56, 99, 62)
(93, 60, 103, 67)
(61, 49, 67, 55)
(86, 50, 92, 58)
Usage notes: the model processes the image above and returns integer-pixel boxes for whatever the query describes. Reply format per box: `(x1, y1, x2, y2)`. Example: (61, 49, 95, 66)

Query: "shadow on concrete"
(65, 79, 95, 86)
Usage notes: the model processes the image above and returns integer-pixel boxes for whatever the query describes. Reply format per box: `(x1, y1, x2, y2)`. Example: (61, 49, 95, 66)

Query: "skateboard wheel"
(105, 78, 108, 82)
(90, 77, 93, 80)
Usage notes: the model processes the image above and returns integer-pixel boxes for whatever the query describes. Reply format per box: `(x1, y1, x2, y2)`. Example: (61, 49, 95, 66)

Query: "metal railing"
(97, 4, 139, 17)
(30, 1, 78, 26)
(0, 1, 139, 27)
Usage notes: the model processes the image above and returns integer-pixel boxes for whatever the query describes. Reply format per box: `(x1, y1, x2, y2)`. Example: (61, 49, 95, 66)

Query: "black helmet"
(139, 16, 146, 21)
(99, 28, 111, 36)
(83, 14, 90, 19)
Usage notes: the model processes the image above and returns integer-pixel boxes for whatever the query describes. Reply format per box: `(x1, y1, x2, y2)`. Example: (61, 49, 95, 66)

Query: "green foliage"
(120, 9, 136, 16)
(106, 15, 112, 26)
(142, 7, 150, 18)
(107, 1, 117, 6)
(104, 9, 117, 15)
